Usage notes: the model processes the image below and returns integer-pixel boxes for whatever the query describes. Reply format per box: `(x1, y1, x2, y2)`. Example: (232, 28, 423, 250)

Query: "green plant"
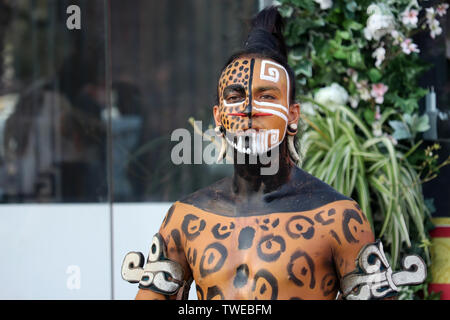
(299, 98, 431, 267)
(278, 0, 449, 299)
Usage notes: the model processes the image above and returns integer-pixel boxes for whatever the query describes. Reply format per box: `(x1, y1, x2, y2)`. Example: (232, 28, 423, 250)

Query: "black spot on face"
(256, 234, 286, 262)
(199, 242, 228, 277)
(287, 250, 316, 289)
(342, 209, 363, 243)
(238, 227, 255, 250)
(286, 215, 315, 239)
(233, 264, 249, 289)
(181, 214, 206, 241)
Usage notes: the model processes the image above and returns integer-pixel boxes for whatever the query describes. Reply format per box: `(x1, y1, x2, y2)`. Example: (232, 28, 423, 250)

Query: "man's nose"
(242, 102, 252, 117)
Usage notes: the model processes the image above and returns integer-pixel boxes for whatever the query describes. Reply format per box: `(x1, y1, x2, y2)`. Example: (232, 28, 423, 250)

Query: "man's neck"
(231, 140, 294, 198)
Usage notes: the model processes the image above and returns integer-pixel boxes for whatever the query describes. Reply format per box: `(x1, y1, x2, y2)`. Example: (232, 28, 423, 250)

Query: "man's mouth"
(224, 129, 280, 155)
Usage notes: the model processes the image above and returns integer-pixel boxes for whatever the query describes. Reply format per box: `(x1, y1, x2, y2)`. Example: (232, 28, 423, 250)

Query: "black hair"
(216, 6, 296, 105)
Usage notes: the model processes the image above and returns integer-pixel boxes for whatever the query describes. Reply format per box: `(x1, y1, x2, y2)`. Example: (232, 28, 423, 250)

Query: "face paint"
(217, 57, 290, 155)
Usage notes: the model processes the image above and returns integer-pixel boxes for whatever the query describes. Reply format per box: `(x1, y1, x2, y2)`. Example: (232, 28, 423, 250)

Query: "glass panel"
(109, 0, 259, 202)
(0, 0, 110, 203)
(415, 5, 450, 218)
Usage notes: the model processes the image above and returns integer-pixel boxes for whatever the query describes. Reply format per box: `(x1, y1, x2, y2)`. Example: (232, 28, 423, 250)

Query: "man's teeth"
(225, 135, 258, 155)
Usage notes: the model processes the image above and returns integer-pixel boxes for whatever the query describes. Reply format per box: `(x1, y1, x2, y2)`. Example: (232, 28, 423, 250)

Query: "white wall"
(0, 203, 197, 300)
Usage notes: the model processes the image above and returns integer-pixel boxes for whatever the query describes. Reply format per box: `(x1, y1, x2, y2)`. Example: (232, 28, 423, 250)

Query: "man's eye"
(226, 96, 243, 103)
(261, 94, 275, 100)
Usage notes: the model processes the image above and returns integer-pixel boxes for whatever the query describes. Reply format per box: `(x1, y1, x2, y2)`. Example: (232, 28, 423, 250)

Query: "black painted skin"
(180, 140, 350, 217)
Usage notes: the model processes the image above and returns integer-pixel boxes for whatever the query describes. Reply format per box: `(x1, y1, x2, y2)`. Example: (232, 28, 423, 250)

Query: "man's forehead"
(219, 57, 289, 92)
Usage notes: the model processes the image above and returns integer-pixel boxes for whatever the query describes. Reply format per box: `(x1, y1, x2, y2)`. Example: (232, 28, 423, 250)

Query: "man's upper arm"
(331, 201, 375, 281)
(135, 203, 193, 300)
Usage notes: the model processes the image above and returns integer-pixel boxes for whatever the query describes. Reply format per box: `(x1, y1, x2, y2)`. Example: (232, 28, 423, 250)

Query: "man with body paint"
(122, 6, 426, 300)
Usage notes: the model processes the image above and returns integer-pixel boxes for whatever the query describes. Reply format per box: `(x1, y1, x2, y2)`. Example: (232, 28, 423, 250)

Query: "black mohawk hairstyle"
(244, 6, 288, 62)
(217, 6, 295, 104)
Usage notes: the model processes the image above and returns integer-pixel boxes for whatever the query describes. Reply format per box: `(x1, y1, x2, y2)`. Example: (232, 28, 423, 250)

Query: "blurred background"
(0, 0, 448, 299)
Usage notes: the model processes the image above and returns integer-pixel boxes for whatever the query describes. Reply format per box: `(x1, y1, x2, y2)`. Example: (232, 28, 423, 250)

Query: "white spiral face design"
(260, 60, 280, 83)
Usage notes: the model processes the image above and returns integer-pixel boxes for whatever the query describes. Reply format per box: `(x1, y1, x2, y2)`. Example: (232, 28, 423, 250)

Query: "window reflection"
(0, 0, 108, 203)
(0, 0, 259, 203)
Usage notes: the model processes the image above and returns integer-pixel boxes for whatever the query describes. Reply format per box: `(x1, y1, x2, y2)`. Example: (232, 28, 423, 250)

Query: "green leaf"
(347, 50, 365, 69)
(363, 108, 375, 125)
(415, 114, 430, 133)
(343, 20, 363, 31)
(337, 31, 351, 40)
(368, 68, 382, 82)
(278, 5, 293, 18)
(345, 1, 358, 13)
(333, 48, 347, 60)
(389, 120, 412, 140)
(295, 59, 313, 77)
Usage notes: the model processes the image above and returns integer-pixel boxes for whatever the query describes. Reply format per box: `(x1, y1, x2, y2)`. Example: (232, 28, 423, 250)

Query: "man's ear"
(288, 103, 300, 125)
(213, 105, 222, 127)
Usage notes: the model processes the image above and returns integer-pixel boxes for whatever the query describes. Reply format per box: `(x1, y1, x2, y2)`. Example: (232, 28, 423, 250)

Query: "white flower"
(356, 80, 371, 101)
(371, 83, 389, 104)
(426, 7, 435, 22)
(346, 68, 358, 83)
(400, 38, 420, 54)
(300, 101, 319, 116)
(401, 9, 419, 28)
(314, 0, 333, 10)
(385, 134, 398, 146)
(372, 46, 386, 68)
(390, 30, 404, 45)
(314, 83, 349, 110)
(364, 4, 396, 41)
(429, 19, 442, 39)
(349, 95, 360, 109)
(372, 121, 383, 137)
(375, 106, 381, 120)
(436, 4, 449, 17)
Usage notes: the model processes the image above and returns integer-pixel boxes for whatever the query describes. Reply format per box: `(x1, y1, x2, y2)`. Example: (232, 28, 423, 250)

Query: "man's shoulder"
(263, 167, 353, 213)
(177, 177, 234, 214)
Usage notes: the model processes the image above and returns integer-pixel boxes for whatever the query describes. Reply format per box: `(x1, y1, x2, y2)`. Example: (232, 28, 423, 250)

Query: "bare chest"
(180, 212, 339, 300)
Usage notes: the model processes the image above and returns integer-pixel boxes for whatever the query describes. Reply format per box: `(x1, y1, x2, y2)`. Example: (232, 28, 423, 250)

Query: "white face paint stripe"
(223, 100, 244, 107)
(253, 100, 288, 113)
(253, 107, 288, 123)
